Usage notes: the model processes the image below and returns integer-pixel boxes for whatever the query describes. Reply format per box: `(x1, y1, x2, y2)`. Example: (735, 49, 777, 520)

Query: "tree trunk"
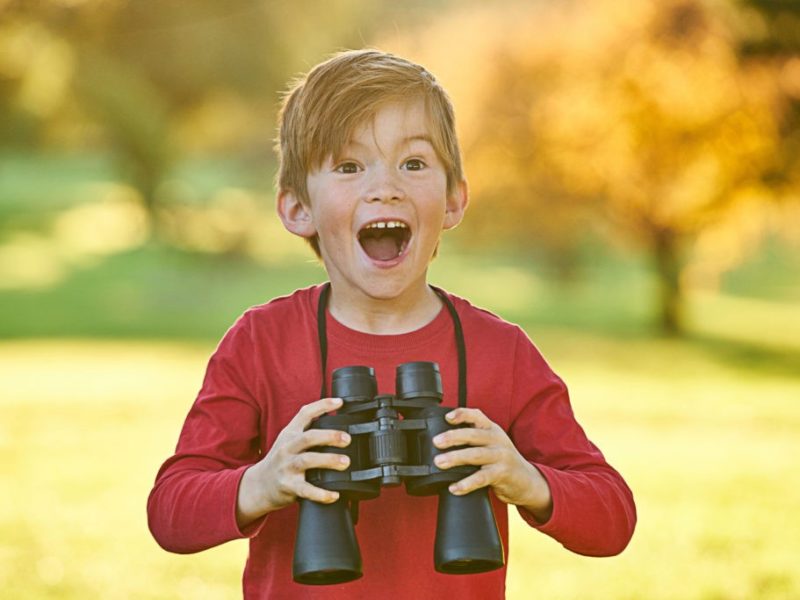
(651, 227, 683, 335)
(131, 162, 165, 242)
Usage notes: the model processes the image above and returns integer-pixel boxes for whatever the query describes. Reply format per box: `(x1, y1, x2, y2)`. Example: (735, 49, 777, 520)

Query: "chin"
(361, 282, 409, 301)
(358, 273, 425, 303)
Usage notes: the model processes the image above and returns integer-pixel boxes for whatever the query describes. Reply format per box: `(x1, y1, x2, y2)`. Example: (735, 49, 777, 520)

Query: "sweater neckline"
(324, 297, 452, 354)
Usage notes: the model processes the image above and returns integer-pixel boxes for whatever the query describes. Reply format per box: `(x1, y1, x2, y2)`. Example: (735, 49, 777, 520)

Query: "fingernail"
(433, 434, 444, 446)
(445, 411, 456, 420)
(331, 397, 343, 406)
(340, 433, 351, 444)
(449, 483, 461, 494)
(434, 456, 449, 468)
(339, 455, 349, 465)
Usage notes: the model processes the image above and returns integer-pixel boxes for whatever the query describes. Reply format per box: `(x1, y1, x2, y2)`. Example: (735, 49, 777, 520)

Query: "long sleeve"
(146, 287, 636, 597)
(508, 329, 637, 556)
(147, 312, 264, 553)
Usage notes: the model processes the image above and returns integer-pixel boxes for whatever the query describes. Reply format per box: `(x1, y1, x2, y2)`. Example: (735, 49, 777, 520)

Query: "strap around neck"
(317, 283, 331, 399)
(317, 283, 467, 407)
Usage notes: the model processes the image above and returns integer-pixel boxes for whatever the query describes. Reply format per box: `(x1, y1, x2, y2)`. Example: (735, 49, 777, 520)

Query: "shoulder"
(218, 284, 322, 351)
(441, 289, 525, 344)
(441, 288, 552, 369)
(439, 289, 563, 426)
(241, 284, 321, 327)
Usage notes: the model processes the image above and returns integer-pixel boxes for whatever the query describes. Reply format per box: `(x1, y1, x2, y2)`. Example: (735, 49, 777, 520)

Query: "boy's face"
(279, 99, 467, 307)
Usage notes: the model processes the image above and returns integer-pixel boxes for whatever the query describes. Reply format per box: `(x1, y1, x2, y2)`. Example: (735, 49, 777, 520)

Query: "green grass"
(508, 329, 800, 600)
(2, 328, 799, 599)
(0, 243, 325, 339)
(1, 250, 798, 598)
(0, 152, 272, 239)
(0, 341, 248, 599)
(0, 239, 676, 340)
(2, 155, 799, 597)
(1, 244, 798, 598)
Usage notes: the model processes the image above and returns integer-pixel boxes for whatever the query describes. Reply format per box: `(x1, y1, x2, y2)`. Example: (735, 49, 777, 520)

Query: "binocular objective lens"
(395, 361, 442, 400)
(332, 366, 377, 402)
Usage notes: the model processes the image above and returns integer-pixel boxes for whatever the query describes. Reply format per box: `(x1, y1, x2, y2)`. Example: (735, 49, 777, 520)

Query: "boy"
(147, 50, 636, 599)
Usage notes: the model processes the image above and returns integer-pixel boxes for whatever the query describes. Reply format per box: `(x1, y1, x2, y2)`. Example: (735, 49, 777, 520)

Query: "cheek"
(315, 209, 353, 245)
(410, 173, 448, 199)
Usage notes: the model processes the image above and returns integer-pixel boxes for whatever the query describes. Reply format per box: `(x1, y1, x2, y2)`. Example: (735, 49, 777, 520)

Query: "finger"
(295, 481, 340, 504)
(445, 407, 493, 429)
(289, 428, 351, 453)
(434, 446, 499, 469)
(448, 468, 494, 496)
(292, 451, 351, 472)
(433, 427, 495, 449)
(288, 397, 343, 432)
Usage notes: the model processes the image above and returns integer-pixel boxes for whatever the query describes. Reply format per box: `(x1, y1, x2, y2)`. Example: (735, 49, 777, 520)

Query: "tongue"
(361, 232, 400, 261)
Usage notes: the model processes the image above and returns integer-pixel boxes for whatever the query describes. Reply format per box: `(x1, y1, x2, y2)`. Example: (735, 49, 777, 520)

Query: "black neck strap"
(316, 282, 467, 407)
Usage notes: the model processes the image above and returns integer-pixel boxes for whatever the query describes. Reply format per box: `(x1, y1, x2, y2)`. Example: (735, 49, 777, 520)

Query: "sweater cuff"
(516, 462, 564, 536)
(231, 464, 269, 539)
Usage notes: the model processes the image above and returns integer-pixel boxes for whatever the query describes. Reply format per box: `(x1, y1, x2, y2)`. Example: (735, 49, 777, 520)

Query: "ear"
(277, 188, 316, 238)
(443, 179, 469, 230)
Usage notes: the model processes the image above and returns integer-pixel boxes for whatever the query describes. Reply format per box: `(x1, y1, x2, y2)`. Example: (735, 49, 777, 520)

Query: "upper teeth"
(365, 221, 406, 229)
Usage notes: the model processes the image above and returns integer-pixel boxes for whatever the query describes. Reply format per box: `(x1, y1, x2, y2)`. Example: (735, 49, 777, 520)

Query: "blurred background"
(1, 0, 798, 598)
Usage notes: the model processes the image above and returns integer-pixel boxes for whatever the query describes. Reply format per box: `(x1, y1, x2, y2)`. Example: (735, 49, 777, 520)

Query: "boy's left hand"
(433, 408, 553, 523)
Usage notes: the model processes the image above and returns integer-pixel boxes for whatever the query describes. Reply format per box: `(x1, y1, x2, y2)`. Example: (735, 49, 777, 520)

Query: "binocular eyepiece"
(292, 361, 505, 585)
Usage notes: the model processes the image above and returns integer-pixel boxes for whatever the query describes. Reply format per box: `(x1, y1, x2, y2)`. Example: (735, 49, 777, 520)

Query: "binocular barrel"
(332, 365, 377, 407)
(293, 497, 362, 585)
(292, 362, 505, 585)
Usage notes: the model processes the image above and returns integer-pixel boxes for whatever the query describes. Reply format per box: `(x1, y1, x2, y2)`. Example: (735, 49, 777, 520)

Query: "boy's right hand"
(236, 397, 351, 528)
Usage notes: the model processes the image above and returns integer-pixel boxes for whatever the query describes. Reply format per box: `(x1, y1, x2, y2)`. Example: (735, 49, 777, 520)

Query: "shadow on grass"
(2, 243, 798, 383)
(0, 243, 325, 341)
(686, 333, 800, 379)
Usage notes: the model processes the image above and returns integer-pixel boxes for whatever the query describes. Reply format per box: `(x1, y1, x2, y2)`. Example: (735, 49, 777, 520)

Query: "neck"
(327, 283, 442, 335)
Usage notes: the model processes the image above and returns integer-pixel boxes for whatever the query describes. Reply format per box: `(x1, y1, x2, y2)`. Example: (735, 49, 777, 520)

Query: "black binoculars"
(292, 361, 505, 585)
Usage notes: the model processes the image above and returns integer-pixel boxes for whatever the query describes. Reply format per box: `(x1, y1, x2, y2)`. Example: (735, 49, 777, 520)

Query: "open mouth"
(357, 220, 411, 262)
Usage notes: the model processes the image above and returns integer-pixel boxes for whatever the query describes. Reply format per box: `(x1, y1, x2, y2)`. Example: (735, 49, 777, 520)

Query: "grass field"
(2, 296, 799, 599)
(2, 169, 799, 598)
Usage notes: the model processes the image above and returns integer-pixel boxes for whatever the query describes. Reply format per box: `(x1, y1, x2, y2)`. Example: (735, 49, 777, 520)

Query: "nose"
(364, 165, 405, 204)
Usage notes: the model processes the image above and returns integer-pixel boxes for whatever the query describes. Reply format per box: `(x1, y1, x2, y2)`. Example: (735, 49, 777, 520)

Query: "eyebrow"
(402, 134, 435, 145)
(342, 134, 435, 152)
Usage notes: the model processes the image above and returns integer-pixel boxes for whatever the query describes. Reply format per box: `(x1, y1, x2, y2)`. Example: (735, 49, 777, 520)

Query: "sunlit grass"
(687, 290, 800, 352)
(506, 329, 800, 600)
(0, 341, 248, 599)
(2, 327, 799, 599)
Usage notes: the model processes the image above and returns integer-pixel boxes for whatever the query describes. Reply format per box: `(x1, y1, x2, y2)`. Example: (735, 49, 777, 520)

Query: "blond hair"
(276, 49, 464, 257)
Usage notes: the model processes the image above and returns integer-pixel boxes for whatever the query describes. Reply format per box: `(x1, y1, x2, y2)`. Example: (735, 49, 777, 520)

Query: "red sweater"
(147, 285, 636, 599)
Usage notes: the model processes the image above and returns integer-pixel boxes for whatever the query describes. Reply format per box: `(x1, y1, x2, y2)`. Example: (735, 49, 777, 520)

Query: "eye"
(334, 161, 361, 174)
(402, 158, 426, 171)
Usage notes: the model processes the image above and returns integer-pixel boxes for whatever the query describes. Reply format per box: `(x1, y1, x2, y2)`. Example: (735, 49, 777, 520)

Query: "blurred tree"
(72, 50, 172, 229)
(0, 0, 456, 239)
(448, 0, 784, 334)
(738, 0, 800, 197)
(461, 55, 599, 284)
